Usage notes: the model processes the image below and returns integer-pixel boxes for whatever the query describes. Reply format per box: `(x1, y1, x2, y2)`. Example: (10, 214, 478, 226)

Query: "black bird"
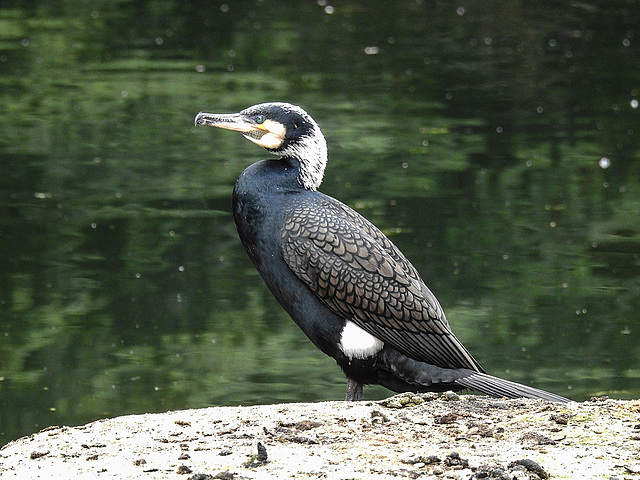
(195, 103, 569, 403)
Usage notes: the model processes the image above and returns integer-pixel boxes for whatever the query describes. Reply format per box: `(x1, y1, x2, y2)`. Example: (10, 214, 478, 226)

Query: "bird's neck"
(276, 133, 327, 191)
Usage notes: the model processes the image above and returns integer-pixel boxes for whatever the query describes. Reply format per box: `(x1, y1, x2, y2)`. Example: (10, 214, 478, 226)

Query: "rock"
(0, 394, 638, 479)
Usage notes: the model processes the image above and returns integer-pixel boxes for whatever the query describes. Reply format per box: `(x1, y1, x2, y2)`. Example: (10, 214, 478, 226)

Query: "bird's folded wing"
(281, 197, 482, 372)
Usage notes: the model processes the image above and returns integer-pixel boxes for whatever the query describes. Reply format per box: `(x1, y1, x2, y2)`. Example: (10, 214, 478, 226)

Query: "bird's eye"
(255, 115, 266, 124)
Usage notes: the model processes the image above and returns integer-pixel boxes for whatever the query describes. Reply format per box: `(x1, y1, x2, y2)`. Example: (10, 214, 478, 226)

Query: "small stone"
(371, 409, 390, 423)
(380, 392, 434, 408)
(550, 413, 571, 425)
(256, 442, 268, 462)
(519, 431, 556, 445)
(189, 475, 214, 480)
(213, 473, 235, 480)
(402, 454, 441, 465)
(441, 391, 461, 401)
(444, 451, 468, 468)
(435, 413, 458, 425)
(508, 459, 549, 479)
(30, 451, 49, 460)
(470, 465, 510, 480)
(244, 442, 268, 467)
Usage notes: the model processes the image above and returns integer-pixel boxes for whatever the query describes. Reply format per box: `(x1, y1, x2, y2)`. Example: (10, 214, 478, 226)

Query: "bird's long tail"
(377, 349, 570, 403)
(456, 371, 570, 403)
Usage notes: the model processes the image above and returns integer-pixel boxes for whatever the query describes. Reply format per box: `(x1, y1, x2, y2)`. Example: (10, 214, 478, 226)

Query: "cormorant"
(195, 102, 569, 403)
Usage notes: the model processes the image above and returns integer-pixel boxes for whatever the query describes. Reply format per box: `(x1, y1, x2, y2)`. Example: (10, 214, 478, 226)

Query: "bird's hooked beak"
(195, 111, 286, 150)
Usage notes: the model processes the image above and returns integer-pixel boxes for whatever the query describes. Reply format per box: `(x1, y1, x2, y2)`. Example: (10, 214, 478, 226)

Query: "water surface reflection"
(1, 1, 639, 444)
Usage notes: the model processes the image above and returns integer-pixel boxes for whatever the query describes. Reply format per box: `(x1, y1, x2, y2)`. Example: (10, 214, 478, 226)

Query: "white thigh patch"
(339, 321, 384, 359)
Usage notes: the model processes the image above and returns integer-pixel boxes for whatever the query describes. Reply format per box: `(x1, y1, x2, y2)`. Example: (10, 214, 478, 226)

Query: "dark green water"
(1, 1, 639, 444)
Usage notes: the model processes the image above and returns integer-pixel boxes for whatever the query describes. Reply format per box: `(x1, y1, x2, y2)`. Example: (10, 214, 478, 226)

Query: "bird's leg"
(345, 377, 363, 401)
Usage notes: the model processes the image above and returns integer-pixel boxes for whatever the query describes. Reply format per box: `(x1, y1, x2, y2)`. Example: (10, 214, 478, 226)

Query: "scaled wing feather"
(281, 195, 483, 372)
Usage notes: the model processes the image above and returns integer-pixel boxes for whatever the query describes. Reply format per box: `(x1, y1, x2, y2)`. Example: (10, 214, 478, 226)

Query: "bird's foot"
(345, 378, 363, 401)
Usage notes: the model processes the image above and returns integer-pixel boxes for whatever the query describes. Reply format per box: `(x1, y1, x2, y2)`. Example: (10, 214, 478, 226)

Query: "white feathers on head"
(247, 103, 328, 191)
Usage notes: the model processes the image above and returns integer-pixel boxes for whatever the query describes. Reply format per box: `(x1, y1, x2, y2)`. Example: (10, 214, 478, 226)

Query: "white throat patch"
(339, 321, 384, 360)
(289, 130, 327, 191)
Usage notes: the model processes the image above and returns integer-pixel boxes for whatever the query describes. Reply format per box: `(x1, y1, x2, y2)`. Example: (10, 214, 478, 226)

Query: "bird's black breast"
(232, 159, 301, 266)
(232, 158, 348, 357)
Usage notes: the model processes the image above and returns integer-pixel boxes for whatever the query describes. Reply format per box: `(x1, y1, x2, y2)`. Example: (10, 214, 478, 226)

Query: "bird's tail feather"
(456, 371, 569, 403)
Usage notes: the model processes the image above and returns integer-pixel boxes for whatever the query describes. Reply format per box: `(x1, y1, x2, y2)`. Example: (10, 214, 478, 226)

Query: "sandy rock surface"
(1, 393, 639, 479)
